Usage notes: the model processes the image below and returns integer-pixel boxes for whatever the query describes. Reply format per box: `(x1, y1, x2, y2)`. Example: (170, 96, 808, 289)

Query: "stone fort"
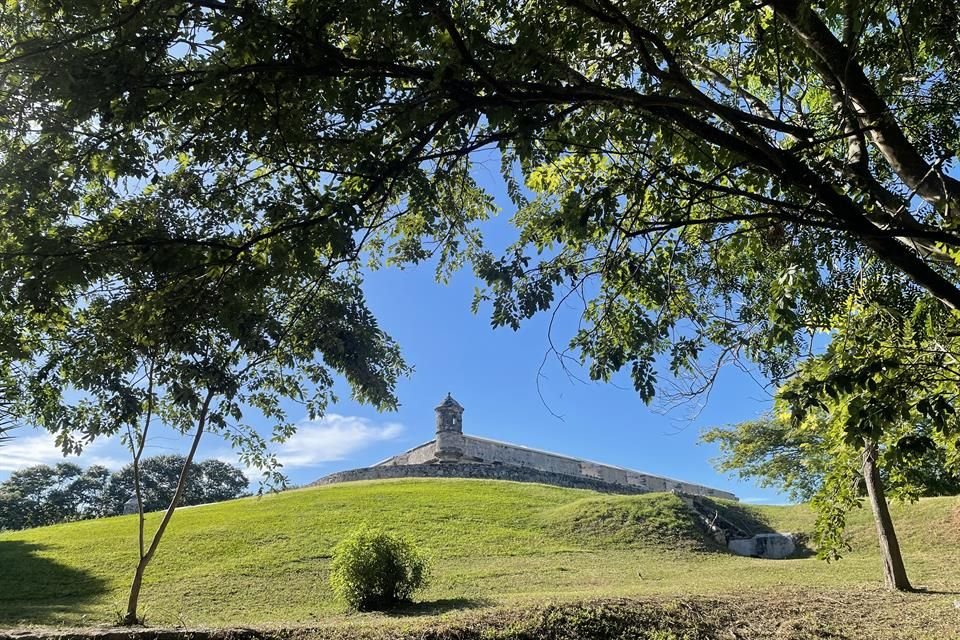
(314, 394, 737, 501)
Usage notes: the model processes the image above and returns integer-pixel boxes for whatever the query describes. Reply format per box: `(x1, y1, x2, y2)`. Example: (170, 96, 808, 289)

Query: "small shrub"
(329, 525, 430, 611)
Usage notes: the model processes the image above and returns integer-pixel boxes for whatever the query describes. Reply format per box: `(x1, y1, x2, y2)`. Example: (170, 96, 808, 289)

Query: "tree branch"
(770, 0, 960, 217)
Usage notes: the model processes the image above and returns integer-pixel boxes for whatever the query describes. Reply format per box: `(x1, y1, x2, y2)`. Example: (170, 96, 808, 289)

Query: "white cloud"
(0, 431, 125, 472)
(0, 414, 405, 476)
(84, 454, 130, 470)
(274, 414, 404, 469)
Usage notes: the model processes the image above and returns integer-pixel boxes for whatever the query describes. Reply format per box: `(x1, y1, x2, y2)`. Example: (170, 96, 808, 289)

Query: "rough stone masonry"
(314, 394, 737, 501)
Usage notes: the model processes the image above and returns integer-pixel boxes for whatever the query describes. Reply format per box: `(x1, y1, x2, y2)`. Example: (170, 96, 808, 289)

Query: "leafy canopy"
(3, 1, 960, 445)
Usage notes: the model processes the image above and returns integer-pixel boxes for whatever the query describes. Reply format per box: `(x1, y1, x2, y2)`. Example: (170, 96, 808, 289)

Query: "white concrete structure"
(728, 533, 797, 559)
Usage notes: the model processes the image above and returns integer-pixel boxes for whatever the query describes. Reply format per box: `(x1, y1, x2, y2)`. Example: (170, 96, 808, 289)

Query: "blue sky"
(0, 161, 786, 505)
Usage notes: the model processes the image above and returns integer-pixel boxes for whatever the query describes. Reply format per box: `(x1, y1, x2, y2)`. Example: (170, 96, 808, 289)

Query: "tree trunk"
(122, 558, 149, 625)
(861, 440, 912, 591)
(122, 390, 215, 625)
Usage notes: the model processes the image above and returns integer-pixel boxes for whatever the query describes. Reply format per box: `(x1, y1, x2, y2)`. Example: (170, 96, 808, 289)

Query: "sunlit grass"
(1, 478, 957, 630)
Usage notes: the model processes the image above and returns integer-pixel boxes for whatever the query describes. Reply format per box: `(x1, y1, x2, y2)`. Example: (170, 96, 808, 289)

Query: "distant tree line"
(0, 456, 248, 531)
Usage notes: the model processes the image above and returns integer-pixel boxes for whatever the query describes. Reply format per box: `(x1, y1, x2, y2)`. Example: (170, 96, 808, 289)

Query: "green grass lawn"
(1, 478, 959, 637)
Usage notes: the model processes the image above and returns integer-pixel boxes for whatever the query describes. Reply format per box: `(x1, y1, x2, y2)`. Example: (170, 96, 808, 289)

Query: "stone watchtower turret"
(434, 393, 464, 462)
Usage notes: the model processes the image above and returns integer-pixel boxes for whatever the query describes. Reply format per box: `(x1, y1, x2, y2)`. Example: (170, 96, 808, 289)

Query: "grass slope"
(1, 478, 958, 635)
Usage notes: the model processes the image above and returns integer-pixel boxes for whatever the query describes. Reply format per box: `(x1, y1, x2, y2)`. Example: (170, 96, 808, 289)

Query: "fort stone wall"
(461, 437, 580, 475)
(458, 436, 735, 500)
(377, 440, 437, 466)
(312, 462, 651, 494)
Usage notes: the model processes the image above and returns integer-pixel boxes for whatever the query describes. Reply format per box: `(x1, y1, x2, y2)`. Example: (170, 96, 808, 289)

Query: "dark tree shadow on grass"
(696, 498, 777, 535)
(385, 597, 493, 617)
(0, 540, 108, 626)
(911, 587, 960, 595)
(694, 498, 815, 558)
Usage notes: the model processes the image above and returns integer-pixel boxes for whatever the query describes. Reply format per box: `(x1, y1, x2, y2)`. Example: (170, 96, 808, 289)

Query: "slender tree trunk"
(133, 361, 155, 569)
(122, 390, 215, 625)
(123, 557, 149, 625)
(861, 439, 912, 591)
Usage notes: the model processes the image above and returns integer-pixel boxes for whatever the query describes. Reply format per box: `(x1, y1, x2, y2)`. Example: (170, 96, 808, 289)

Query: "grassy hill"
(1, 478, 958, 637)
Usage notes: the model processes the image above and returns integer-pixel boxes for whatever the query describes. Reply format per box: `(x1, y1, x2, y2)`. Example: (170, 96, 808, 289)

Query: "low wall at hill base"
(311, 462, 651, 494)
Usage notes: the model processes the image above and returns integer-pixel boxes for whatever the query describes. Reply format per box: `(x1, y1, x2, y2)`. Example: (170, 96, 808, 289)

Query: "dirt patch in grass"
(4, 591, 956, 640)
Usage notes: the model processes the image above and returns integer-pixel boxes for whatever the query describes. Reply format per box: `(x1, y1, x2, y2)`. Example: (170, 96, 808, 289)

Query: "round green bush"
(328, 525, 430, 611)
